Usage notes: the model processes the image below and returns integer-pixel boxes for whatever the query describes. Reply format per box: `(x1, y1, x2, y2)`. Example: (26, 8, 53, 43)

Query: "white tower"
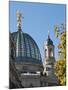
(43, 31, 55, 76)
(43, 31, 59, 85)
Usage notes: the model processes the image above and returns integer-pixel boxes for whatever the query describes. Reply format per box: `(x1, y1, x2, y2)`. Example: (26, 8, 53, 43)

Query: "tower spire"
(16, 10, 22, 31)
(48, 30, 50, 38)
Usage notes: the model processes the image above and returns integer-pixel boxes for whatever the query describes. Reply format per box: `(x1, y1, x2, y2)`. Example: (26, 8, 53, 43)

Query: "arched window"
(49, 48, 53, 57)
(45, 49, 47, 57)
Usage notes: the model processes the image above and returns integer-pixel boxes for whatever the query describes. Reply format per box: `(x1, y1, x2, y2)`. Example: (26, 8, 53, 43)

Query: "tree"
(54, 23, 66, 85)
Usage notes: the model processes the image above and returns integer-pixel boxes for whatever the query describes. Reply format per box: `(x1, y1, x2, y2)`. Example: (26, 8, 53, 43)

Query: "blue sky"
(9, 1, 66, 60)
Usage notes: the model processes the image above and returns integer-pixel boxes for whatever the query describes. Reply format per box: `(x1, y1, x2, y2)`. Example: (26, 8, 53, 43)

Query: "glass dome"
(11, 30, 42, 65)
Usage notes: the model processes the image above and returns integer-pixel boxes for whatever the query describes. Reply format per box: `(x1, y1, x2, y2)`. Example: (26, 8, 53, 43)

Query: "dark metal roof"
(11, 30, 42, 65)
(46, 35, 53, 45)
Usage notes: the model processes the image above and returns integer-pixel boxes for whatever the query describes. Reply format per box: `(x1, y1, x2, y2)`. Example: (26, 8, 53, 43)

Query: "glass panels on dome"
(24, 35, 31, 57)
(28, 39, 35, 58)
(11, 32, 42, 62)
(16, 32, 25, 57)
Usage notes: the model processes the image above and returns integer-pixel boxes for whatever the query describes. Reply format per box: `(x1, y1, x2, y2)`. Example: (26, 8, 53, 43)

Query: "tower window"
(49, 48, 53, 57)
(45, 49, 47, 57)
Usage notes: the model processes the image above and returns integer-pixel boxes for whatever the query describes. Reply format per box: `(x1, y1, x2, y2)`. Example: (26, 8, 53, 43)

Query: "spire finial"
(16, 10, 22, 30)
(48, 30, 50, 36)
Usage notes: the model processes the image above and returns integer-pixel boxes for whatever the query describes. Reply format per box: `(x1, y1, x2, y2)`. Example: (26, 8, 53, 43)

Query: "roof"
(46, 35, 53, 46)
(11, 30, 42, 65)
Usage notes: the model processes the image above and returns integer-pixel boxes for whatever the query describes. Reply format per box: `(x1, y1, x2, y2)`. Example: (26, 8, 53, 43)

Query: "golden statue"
(16, 10, 22, 29)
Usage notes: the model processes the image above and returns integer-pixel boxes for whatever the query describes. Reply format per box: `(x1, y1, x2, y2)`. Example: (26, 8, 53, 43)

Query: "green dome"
(11, 30, 42, 65)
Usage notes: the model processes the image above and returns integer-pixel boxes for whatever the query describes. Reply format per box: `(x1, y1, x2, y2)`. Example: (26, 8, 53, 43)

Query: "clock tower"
(43, 31, 55, 76)
(43, 31, 59, 85)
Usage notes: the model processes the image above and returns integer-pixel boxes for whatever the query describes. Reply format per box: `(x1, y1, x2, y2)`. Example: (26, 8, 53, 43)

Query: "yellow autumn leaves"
(54, 23, 66, 85)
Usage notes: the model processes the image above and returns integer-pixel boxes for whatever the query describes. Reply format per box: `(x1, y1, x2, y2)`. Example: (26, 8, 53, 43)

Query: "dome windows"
(11, 32, 42, 64)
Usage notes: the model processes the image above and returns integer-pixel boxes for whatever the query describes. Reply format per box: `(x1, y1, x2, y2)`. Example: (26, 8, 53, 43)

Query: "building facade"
(9, 11, 59, 88)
